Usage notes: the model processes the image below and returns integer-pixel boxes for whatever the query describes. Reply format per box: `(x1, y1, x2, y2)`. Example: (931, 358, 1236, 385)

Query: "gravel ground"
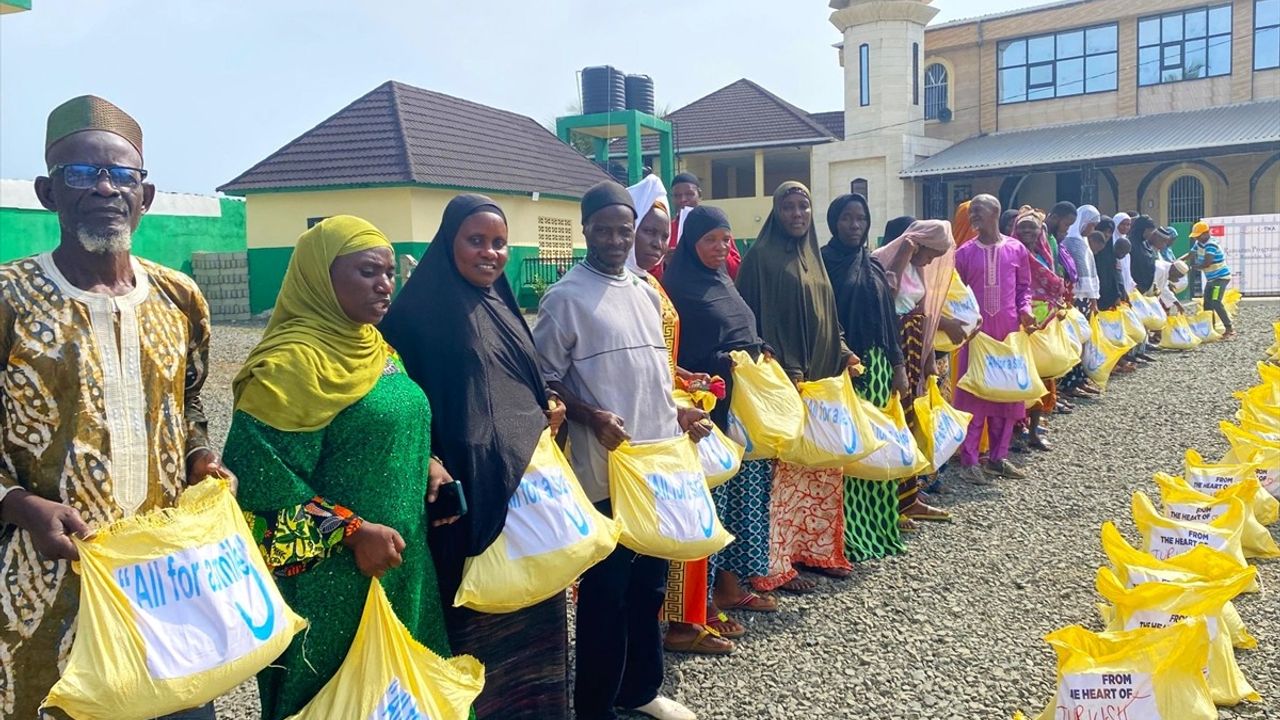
(209, 303, 1280, 720)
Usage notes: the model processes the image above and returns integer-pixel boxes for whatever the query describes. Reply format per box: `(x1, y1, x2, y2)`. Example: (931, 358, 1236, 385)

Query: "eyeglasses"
(49, 163, 148, 190)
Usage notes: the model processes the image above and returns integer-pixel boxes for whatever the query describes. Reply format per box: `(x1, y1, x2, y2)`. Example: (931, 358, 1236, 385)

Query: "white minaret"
(812, 0, 949, 228)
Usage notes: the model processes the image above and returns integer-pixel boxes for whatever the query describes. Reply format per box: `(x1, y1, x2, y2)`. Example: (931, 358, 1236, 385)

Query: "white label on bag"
(862, 414, 917, 468)
(1145, 525, 1228, 560)
(113, 533, 285, 679)
(1082, 341, 1107, 373)
(1165, 502, 1227, 524)
(503, 466, 593, 560)
(1099, 319, 1127, 344)
(931, 409, 967, 468)
(369, 677, 429, 720)
(981, 353, 1033, 392)
(697, 432, 738, 477)
(1054, 672, 1161, 720)
(1186, 470, 1237, 493)
(1190, 320, 1212, 338)
(803, 398, 861, 456)
(1125, 611, 1220, 641)
(646, 470, 716, 541)
(1170, 323, 1196, 346)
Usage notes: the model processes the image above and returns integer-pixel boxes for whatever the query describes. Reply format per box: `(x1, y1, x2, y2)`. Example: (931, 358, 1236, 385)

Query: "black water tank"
(581, 66, 625, 114)
(625, 74, 655, 115)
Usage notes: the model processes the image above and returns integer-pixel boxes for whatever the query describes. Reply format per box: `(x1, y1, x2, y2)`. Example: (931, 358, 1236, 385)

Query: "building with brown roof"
(220, 80, 611, 312)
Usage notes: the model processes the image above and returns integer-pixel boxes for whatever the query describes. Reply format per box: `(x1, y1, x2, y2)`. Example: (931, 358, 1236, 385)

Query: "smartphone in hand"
(429, 481, 468, 521)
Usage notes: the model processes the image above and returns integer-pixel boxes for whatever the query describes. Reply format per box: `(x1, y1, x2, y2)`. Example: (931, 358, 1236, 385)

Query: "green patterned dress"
(843, 346, 906, 561)
(226, 357, 455, 720)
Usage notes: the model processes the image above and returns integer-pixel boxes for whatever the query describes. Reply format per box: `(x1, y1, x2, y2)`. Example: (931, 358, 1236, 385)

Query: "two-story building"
(647, 0, 1279, 241)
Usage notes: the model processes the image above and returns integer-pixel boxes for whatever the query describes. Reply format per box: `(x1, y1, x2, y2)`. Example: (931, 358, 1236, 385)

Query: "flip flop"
(663, 626, 735, 656)
(798, 564, 852, 579)
(724, 591, 779, 613)
(779, 576, 818, 594)
(707, 612, 747, 639)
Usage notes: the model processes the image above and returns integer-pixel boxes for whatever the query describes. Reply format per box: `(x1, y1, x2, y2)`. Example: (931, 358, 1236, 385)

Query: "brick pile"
(192, 251, 251, 321)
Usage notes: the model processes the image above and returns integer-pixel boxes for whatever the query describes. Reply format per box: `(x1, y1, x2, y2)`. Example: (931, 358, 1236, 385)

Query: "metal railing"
(520, 255, 579, 288)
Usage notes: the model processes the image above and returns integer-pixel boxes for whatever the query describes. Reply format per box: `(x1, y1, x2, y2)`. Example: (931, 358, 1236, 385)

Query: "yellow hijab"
(233, 215, 392, 432)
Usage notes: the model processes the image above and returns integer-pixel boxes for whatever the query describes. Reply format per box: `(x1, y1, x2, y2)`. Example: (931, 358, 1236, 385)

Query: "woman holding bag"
(869, 220, 960, 503)
(227, 216, 461, 720)
(820, 194, 912, 555)
(664, 204, 782, 622)
(378, 194, 571, 719)
(736, 181, 859, 593)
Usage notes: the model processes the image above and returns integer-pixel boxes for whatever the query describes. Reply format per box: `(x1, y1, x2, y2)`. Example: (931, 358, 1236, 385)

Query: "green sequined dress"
(225, 360, 454, 720)
(843, 345, 906, 562)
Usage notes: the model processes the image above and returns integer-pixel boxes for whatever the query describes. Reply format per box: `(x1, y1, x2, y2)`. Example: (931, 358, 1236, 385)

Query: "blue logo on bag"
(983, 356, 1031, 390)
(934, 411, 965, 447)
(806, 399, 859, 454)
(872, 422, 915, 466)
(727, 412, 754, 453)
(703, 434, 735, 470)
(510, 469, 590, 537)
(1101, 320, 1124, 343)
(647, 472, 716, 539)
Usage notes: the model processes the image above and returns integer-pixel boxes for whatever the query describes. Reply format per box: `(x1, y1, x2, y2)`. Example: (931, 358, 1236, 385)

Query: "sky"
(0, 0, 1044, 195)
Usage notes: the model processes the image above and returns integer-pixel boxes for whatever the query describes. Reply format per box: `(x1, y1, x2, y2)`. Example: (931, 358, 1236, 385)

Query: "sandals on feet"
(724, 591, 779, 612)
(903, 499, 953, 522)
(663, 626, 735, 656)
(779, 576, 818, 594)
(707, 612, 747, 639)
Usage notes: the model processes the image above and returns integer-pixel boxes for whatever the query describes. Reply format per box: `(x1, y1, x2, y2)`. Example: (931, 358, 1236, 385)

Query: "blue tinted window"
(1139, 5, 1232, 85)
(997, 23, 1118, 104)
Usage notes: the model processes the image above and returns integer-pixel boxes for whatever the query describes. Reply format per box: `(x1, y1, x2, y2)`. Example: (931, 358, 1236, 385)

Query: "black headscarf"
(1127, 215, 1158, 294)
(663, 205, 765, 427)
(821, 194, 904, 367)
(1093, 232, 1123, 310)
(883, 216, 916, 244)
(735, 182, 851, 381)
(379, 194, 550, 596)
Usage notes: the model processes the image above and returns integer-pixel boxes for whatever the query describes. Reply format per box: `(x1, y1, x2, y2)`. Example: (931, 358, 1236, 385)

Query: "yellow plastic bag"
(1183, 450, 1276, 521)
(1157, 314, 1201, 350)
(727, 350, 804, 460)
(288, 579, 483, 720)
(1062, 307, 1091, 348)
(842, 393, 930, 481)
(1081, 315, 1134, 391)
(1153, 474, 1280, 559)
(1131, 491, 1248, 569)
(1220, 421, 1280, 501)
(1223, 288, 1241, 318)
(1021, 621, 1216, 720)
(1023, 320, 1078, 380)
(935, 270, 980, 352)
(781, 373, 882, 469)
(1257, 360, 1280, 389)
(957, 331, 1048, 402)
(454, 428, 619, 613)
(44, 481, 307, 720)
(1239, 395, 1280, 431)
(1100, 521, 1257, 643)
(673, 390, 745, 488)
(911, 377, 973, 474)
(1095, 309, 1130, 347)
(1189, 310, 1224, 342)
(608, 435, 734, 561)
(1095, 566, 1260, 706)
(1130, 290, 1168, 331)
(1121, 304, 1147, 344)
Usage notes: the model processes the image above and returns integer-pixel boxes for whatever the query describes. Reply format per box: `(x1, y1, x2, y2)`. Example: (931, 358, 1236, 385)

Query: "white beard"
(75, 227, 133, 254)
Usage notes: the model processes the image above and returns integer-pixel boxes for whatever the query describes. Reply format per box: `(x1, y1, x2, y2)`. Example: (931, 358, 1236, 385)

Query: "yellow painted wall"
(244, 186, 585, 249)
(245, 188, 416, 248)
(704, 197, 771, 240)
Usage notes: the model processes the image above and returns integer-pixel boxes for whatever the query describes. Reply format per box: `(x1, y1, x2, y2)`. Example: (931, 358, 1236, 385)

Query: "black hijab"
(883, 216, 916, 244)
(663, 205, 765, 428)
(821, 194, 904, 367)
(1127, 215, 1159, 294)
(379, 194, 549, 586)
(1093, 232, 1123, 310)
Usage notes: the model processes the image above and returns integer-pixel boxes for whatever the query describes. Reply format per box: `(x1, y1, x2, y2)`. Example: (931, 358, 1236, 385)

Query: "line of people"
(0, 94, 1236, 720)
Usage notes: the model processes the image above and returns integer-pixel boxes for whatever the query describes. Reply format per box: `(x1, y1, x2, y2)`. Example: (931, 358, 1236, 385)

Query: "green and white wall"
(0, 179, 245, 275)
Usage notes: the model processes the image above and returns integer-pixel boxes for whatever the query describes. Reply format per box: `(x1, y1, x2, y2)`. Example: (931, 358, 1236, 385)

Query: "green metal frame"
(0, 0, 32, 12)
(556, 110, 674, 188)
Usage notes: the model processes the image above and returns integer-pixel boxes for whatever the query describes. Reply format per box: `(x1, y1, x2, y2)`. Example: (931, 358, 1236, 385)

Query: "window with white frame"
(1257, 0, 1280, 70)
(1138, 5, 1232, 86)
(997, 24, 1118, 104)
(924, 63, 948, 119)
(1168, 175, 1206, 224)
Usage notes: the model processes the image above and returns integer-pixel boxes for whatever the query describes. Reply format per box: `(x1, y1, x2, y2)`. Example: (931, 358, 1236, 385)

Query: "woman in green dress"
(225, 215, 462, 720)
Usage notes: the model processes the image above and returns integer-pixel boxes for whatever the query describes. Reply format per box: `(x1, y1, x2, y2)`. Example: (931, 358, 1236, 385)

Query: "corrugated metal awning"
(902, 99, 1280, 178)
